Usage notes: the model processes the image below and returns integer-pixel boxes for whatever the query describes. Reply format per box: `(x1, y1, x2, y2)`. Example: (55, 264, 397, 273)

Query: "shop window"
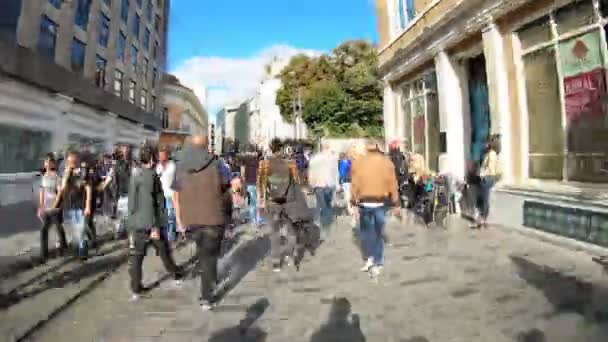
(74, 0, 91, 29)
(95, 55, 107, 88)
(132, 13, 140, 38)
(141, 89, 147, 110)
(121, 0, 129, 23)
(128, 80, 136, 103)
(0, 0, 22, 42)
(561, 31, 608, 182)
(151, 95, 156, 113)
(523, 47, 564, 180)
(555, 0, 596, 35)
(0, 124, 51, 173)
(98, 13, 110, 47)
(71, 38, 86, 74)
(518, 16, 552, 50)
(426, 91, 440, 172)
(117, 31, 126, 61)
(143, 28, 150, 50)
(601, 0, 608, 17)
(113, 69, 123, 97)
(412, 96, 425, 157)
(401, 85, 412, 148)
(38, 15, 57, 60)
(130, 44, 138, 72)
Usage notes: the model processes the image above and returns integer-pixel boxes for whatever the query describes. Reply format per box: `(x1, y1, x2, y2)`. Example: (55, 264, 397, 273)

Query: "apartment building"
(376, 0, 608, 247)
(159, 74, 208, 148)
(0, 0, 170, 173)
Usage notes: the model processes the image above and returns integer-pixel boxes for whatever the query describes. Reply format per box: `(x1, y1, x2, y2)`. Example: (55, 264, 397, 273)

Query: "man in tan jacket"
(351, 141, 399, 278)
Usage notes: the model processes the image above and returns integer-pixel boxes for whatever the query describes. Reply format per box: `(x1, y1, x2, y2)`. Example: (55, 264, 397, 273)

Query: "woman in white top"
(39, 153, 68, 262)
(474, 135, 500, 228)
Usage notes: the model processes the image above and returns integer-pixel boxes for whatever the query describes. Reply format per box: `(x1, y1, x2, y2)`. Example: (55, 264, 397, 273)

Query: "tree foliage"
(276, 40, 383, 138)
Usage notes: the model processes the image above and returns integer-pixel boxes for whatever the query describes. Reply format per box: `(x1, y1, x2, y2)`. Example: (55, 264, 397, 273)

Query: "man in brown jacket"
(351, 141, 400, 278)
(172, 135, 224, 310)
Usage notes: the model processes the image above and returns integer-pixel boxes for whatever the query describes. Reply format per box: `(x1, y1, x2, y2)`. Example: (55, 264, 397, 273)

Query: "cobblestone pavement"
(20, 214, 608, 342)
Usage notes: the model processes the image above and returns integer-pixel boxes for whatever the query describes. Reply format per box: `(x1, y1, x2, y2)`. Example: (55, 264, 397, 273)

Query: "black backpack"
(266, 157, 292, 204)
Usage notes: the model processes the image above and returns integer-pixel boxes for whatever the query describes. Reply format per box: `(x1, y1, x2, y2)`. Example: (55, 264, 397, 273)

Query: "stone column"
(434, 51, 470, 180)
(482, 20, 513, 183)
(383, 82, 397, 147)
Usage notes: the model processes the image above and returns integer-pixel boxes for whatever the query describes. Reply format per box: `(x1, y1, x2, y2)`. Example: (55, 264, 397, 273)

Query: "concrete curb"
(495, 222, 608, 258)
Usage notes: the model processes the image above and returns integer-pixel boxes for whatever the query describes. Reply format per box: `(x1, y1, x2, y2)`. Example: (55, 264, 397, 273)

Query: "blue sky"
(169, 0, 378, 116)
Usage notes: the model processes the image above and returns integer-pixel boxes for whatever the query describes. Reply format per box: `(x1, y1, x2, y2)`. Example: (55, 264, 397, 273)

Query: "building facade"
(377, 0, 608, 247)
(0, 0, 169, 173)
(159, 74, 207, 148)
(246, 57, 308, 150)
(214, 105, 239, 154)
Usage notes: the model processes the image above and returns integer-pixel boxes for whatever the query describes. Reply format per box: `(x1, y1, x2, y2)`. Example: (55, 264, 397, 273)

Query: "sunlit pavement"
(4, 213, 608, 342)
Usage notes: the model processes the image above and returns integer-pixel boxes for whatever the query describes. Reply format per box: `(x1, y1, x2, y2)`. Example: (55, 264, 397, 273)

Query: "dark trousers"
(40, 210, 67, 259)
(267, 204, 296, 266)
(85, 214, 97, 248)
(128, 229, 181, 294)
(189, 226, 224, 302)
(477, 176, 495, 220)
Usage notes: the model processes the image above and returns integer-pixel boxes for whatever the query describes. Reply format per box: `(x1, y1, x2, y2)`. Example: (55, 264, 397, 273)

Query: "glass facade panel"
(132, 14, 140, 38)
(121, 0, 129, 22)
(38, 16, 57, 60)
(99, 13, 110, 47)
(74, 0, 91, 29)
(0, 124, 51, 173)
(518, 16, 552, 50)
(117, 31, 126, 61)
(114, 70, 123, 97)
(555, 0, 595, 35)
(523, 47, 564, 180)
(412, 96, 425, 156)
(71, 38, 86, 73)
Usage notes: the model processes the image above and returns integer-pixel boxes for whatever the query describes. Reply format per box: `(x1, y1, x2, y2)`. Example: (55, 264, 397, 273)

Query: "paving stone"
(22, 213, 608, 342)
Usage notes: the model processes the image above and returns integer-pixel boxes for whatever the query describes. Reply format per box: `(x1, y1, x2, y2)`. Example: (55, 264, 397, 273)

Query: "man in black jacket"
(127, 146, 182, 301)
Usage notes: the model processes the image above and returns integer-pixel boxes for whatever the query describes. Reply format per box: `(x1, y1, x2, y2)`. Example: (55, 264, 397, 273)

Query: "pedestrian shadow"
(0, 252, 127, 310)
(0, 233, 126, 296)
(310, 297, 366, 342)
(207, 298, 270, 342)
(215, 235, 270, 301)
(0, 231, 119, 281)
(510, 255, 608, 324)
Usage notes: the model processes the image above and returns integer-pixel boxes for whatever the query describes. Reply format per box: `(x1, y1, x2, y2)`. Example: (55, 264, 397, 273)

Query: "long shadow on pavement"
(0, 232, 120, 280)
(207, 297, 270, 342)
(310, 297, 366, 342)
(510, 255, 608, 339)
(0, 250, 127, 310)
(215, 235, 271, 301)
(0, 235, 125, 297)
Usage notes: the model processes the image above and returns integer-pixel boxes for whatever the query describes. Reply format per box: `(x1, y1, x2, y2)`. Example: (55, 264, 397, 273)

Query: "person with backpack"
(257, 139, 300, 272)
(172, 135, 225, 311)
(472, 135, 501, 229)
(127, 145, 182, 301)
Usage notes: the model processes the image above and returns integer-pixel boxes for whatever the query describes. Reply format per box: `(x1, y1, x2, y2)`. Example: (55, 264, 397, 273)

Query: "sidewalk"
(31, 215, 608, 342)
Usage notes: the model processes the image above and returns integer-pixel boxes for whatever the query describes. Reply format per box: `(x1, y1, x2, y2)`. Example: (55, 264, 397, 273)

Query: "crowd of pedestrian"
(36, 132, 501, 310)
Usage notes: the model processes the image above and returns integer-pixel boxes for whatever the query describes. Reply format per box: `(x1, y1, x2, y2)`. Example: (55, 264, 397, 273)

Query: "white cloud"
(171, 44, 321, 120)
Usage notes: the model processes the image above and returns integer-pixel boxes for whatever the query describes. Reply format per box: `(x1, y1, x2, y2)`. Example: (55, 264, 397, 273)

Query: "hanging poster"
(559, 31, 603, 77)
(563, 68, 606, 123)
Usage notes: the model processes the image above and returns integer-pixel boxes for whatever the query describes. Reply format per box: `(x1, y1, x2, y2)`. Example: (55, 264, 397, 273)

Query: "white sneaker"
(360, 259, 374, 272)
(370, 266, 382, 278)
(129, 293, 140, 302)
(200, 301, 217, 311)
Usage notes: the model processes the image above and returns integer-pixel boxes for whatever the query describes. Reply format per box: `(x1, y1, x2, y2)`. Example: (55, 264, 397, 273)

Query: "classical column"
(383, 82, 397, 146)
(434, 51, 469, 180)
(482, 20, 513, 183)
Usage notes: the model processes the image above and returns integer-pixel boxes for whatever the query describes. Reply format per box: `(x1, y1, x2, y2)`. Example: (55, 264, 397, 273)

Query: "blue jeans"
(359, 206, 386, 266)
(165, 197, 176, 241)
(64, 209, 86, 254)
(246, 185, 257, 224)
(315, 187, 334, 236)
(478, 176, 495, 219)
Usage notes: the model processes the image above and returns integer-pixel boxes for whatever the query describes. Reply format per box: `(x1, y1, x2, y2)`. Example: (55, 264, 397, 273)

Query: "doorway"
(467, 54, 491, 166)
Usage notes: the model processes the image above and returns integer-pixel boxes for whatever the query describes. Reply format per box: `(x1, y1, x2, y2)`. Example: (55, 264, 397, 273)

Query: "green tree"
(275, 40, 383, 138)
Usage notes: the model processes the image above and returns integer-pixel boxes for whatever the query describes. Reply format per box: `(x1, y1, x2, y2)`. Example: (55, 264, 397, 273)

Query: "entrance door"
(467, 55, 491, 166)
